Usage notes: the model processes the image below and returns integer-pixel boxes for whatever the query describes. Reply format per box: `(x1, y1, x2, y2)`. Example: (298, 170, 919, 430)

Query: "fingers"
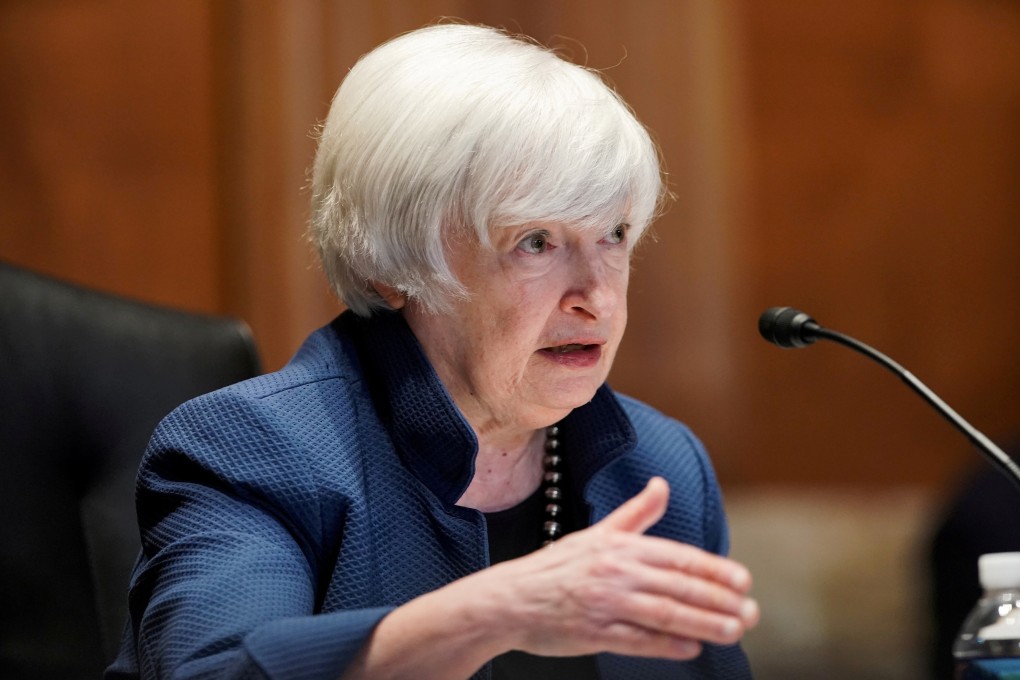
(631, 535, 753, 594)
(579, 550, 759, 646)
(599, 476, 670, 534)
(616, 559, 752, 622)
(589, 598, 756, 660)
(594, 622, 704, 661)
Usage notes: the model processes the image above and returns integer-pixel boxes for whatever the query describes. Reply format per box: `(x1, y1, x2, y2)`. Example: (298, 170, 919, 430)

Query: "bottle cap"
(978, 552, 1020, 590)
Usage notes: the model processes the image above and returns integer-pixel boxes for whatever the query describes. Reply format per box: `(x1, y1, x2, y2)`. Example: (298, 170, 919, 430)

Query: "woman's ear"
(371, 282, 407, 310)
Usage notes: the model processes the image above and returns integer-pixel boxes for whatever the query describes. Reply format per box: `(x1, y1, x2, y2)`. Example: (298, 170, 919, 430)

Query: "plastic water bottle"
(953, 552, 1020, 679)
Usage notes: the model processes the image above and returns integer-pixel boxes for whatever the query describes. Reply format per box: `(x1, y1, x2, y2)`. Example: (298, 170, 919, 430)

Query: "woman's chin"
(533, 382, 603, 417)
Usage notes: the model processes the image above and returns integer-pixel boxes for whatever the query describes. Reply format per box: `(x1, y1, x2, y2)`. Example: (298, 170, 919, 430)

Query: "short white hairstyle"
(310, 23, 664, 316)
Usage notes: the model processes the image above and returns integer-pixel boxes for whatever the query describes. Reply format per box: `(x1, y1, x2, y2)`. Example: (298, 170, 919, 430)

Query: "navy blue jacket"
(107, 310, 751, 679)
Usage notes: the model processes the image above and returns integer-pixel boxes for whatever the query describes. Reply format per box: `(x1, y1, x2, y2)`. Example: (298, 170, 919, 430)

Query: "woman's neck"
(456, 427, 545, 512)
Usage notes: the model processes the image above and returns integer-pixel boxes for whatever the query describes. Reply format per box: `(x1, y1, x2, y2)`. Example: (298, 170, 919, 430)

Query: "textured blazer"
(107, 310, 751, 680)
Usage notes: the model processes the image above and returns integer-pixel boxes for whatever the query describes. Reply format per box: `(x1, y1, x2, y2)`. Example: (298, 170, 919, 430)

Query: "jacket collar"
(339, 309, 636, 506)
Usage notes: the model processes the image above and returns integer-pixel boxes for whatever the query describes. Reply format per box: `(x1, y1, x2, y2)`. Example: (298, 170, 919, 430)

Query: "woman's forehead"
(489, 216, 622, 235)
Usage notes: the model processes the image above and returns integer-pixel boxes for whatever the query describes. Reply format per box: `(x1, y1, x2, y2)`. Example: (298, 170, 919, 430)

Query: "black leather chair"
(0, 261, 260, 679)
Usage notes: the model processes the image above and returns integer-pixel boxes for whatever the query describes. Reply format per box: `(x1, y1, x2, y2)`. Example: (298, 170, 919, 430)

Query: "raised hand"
(481, 476, 759, 660)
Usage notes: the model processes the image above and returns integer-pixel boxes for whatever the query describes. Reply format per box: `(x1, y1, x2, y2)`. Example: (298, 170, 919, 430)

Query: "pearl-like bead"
(540, 424, 564, 546)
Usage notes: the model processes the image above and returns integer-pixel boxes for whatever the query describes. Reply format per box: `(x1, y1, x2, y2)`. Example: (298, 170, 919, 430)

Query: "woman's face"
(403, 220, 631, 438)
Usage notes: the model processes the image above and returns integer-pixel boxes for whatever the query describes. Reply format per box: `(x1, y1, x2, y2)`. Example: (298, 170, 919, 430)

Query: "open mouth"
(538, 343, 602, 367)
(545, 343, 595, 353)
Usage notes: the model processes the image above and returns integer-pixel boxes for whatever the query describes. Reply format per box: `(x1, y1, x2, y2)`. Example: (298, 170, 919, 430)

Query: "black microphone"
(759, 306, 1020, 491)
(758, 306, 821, 348)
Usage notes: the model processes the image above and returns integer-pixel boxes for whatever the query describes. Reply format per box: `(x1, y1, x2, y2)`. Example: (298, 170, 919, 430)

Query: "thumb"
(599, 476, 670, 534)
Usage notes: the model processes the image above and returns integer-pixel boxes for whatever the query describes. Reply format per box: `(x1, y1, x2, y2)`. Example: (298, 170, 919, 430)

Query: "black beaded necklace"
(541, 424, 564, 546)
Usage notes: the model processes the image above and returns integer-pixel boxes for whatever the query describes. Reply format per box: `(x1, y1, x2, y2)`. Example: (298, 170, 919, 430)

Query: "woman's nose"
(560, 250, 622, 320)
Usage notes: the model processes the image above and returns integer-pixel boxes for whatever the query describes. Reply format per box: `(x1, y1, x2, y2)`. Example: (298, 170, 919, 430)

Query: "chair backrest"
(0, 261, 261, 680)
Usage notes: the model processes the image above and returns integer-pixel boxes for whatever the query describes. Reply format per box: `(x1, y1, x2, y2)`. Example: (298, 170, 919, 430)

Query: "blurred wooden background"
(2, 0, 1019, 494)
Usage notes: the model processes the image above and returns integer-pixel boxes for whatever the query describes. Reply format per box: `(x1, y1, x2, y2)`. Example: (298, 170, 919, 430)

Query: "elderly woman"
(108, 23, 758, 680)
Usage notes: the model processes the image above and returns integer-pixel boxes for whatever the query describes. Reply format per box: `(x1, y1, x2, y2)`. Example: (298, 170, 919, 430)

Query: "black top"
(485, 460, 600, 680)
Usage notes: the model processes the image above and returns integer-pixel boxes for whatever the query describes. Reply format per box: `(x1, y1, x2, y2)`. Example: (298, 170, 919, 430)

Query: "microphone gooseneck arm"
(760, 306, 1020, 492)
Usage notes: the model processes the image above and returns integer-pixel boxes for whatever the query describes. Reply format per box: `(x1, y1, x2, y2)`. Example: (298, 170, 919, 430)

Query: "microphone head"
(759, 306, 819, 348)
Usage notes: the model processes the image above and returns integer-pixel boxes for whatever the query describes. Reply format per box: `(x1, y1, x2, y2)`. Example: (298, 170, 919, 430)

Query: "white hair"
(310, 23, 664, 316)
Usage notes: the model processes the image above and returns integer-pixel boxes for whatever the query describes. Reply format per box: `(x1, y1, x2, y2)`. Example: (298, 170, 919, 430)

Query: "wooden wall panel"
(210, 1, 339, 372)
(0, 1, 221, 313)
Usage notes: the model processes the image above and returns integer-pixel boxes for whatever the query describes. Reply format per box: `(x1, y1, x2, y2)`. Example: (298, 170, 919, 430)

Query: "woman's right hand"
(474, 476, 759, 660)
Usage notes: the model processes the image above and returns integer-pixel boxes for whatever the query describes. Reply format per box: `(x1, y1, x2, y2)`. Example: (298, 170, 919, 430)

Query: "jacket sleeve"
(107, 388, 394, 680)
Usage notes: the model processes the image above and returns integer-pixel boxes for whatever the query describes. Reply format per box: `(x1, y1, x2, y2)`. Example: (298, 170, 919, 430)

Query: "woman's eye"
(605, 223, 628, 245)
(517, 231, 550, 254)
